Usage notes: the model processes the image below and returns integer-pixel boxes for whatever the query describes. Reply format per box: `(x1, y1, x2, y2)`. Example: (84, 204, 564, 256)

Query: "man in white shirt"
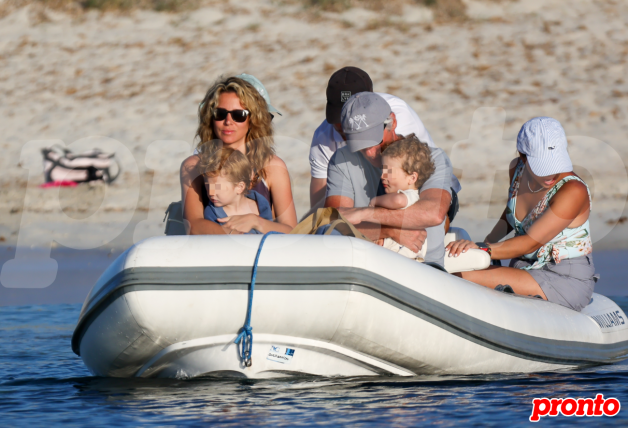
(309, 67, 460, 212)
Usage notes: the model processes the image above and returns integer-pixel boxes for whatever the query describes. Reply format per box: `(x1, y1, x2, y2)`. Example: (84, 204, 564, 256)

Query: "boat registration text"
(267, 345, 296, 364)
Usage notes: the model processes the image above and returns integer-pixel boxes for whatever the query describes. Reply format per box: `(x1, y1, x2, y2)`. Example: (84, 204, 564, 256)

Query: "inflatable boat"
(72, 234, 628, 379)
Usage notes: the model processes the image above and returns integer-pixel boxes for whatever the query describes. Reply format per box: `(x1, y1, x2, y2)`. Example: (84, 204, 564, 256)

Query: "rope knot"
(235, 326, 254, 367)
(234, 325, 253, 345)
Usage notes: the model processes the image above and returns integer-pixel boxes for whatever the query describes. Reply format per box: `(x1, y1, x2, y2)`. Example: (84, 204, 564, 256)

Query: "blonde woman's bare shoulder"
(266, 155, 287, 168)
(181, 154, 201, 180)
(263, 155, 290, 187)
(181, 154, 200, 169)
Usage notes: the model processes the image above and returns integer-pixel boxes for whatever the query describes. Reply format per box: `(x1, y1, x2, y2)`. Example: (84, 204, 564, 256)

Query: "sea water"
(1, 300, 627, 426)
(1, 247, 627, 426)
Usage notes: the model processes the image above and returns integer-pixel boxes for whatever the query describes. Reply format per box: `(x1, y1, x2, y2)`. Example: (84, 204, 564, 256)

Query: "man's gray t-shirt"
(326, 144, 453, 266)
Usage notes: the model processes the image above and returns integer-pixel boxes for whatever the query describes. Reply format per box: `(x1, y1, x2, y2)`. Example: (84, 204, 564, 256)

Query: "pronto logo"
(530, 394, 620, 422)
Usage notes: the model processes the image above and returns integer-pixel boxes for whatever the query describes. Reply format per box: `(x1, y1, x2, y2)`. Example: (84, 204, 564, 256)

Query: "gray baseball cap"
(236, 73, 282, 116)
(341, 92, 392, 152)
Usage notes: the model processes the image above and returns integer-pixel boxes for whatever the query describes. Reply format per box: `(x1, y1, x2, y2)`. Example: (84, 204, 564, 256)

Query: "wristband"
(475, 242, 492, 257)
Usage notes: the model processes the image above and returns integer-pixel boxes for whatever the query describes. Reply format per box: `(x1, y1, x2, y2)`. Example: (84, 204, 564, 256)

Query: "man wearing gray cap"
(309, 66, 461, 211)
(325, 92, 454, 267)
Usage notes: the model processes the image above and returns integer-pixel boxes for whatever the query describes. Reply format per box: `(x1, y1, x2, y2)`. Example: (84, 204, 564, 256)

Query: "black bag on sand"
(41, 145, 120, 184)
(164, 201, 186, 235)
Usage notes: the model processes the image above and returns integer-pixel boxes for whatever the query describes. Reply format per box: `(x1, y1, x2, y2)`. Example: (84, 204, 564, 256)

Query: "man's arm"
(324, 183, 427, 251)
(325, 193, 428, 252)
(310, 177, 328, 209)
(342, 146, 453, 229)
(324, 194, 354, 208)
(342, 188, 450, 230)
(309, 120, 337, 209)
(354, 222, 427, 253)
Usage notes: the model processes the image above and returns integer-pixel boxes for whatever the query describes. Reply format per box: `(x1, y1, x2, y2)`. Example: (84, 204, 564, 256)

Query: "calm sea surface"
(0, 299, 627, 427)
(1, 247, 628, 426)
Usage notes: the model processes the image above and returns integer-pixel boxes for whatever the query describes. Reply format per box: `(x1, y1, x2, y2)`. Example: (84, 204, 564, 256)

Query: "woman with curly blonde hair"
(180, 75, 297, 234)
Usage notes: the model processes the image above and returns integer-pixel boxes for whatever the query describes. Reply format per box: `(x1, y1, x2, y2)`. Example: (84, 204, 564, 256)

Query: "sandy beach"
(1, 0, 627, 250)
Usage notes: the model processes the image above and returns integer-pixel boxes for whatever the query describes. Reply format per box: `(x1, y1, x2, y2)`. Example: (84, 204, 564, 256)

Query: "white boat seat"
(442, 227, 491, 274)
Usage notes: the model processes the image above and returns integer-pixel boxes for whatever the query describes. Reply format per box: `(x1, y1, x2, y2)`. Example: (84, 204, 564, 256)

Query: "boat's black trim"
(71, 266, 628, 366)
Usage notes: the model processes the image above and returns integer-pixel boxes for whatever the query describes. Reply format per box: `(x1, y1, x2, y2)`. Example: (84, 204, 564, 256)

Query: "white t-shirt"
(398, 189, 420, 209)
(309, 93, 461, 193)
(382, 189, 426, 260)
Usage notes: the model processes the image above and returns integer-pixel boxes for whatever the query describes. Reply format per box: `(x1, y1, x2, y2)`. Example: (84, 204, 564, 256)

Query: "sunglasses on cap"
(213, 108, 250, 123)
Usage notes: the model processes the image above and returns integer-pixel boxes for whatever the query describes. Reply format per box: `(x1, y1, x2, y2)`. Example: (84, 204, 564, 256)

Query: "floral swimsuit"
(505, 159, 593, 270)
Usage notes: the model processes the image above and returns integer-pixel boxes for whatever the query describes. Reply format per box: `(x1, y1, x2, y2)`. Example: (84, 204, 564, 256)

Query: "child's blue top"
(203, 190, 273, 235)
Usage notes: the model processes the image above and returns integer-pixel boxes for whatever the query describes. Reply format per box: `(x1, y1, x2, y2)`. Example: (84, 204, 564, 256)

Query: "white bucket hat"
(516, 117, 573, 176)
(236, 73, 282, 116)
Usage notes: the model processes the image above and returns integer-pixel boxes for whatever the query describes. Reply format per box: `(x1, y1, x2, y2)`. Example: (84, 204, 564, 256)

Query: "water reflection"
(61, 366, 628, 426)
(2, 300, 628, 426)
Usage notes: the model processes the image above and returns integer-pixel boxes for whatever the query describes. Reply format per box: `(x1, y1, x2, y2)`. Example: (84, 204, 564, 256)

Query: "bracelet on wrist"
(475, 242, 492, 257)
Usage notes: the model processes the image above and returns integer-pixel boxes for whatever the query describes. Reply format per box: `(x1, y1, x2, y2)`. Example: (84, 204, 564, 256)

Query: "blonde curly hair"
(382, 134, 435, 189)
(198, 147, 252, 190)
(196, 76, 274, 182)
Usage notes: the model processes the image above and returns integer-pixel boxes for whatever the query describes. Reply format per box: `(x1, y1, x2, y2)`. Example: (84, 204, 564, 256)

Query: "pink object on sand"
(39, 181, 78, 188)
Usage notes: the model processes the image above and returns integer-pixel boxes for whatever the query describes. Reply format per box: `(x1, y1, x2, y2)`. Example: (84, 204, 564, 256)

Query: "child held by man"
(369, 136, 436, 261)
(199, 147, 273, 234)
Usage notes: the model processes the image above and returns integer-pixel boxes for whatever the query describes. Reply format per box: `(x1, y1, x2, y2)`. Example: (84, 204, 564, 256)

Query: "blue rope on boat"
(234, 231, 283, 367)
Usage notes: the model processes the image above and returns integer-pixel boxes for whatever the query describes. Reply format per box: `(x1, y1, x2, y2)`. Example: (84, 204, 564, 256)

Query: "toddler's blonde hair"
(199, 147, 252, 190)
(382, 134, 435, 189)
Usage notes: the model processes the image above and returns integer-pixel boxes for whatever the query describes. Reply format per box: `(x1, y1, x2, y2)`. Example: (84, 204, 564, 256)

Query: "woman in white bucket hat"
(447, 117, 596, 311)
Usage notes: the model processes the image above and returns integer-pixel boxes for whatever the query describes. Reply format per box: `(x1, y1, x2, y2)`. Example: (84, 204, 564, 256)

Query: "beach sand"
(1, 0, 627, 250)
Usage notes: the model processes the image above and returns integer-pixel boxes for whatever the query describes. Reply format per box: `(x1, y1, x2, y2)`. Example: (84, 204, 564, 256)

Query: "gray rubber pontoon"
(72, 235, 628, 378)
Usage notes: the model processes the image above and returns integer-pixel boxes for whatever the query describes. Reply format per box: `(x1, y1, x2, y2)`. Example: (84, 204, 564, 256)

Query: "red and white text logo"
(530, 394, 621, 422)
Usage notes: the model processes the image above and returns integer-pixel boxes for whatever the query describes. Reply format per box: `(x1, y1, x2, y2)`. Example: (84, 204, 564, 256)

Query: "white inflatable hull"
(72, 235, 628, 379)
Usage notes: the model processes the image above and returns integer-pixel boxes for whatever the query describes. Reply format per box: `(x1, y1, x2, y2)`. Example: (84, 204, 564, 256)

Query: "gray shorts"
(510, 255, 597, 312)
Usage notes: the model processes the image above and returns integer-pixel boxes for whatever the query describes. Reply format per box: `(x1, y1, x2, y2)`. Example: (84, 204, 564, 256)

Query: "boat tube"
(72, 234, 628, 379)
